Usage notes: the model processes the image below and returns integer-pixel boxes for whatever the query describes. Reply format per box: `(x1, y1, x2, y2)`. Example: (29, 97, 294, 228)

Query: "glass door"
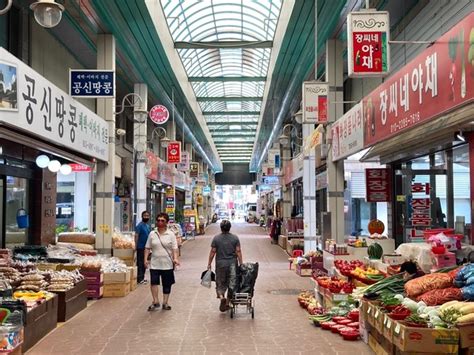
(5, 176, 29, 248)
(394, 156, 448, 243)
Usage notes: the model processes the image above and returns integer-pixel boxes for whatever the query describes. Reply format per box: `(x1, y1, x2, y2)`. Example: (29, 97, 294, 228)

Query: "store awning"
(361, 104, 474, 164)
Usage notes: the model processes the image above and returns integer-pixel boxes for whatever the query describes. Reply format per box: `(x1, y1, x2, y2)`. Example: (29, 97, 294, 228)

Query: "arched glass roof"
(161, 0, 282, 162)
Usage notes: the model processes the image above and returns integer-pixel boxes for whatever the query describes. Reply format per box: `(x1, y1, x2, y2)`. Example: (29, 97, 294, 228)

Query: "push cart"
(229, 262, 258, 319)
(230, 292, 254, 319)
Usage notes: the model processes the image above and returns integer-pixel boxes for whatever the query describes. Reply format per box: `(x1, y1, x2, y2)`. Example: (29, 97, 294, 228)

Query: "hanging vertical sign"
(365, 168, 391, 202)
(167, 141, 181, 164)
(165, 187, 175, 223)
(189, 162, 199, 178)
(347, 11, 390, 77)
(177, 151, 189, 171)
(302, 82, 328, 124)
(409, 182, 431, 240)
(267, 148, 279, 169)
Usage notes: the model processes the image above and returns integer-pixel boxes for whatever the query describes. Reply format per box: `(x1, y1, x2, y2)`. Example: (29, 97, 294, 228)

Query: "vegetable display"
(404, 273, 453, 298)
(363, 273, 405, 295)
(416, 287, 463, 306)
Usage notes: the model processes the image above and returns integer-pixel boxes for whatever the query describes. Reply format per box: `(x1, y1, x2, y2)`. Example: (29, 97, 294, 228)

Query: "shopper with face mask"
(144, 212, 180, 311)
(135, 211, 151, 284)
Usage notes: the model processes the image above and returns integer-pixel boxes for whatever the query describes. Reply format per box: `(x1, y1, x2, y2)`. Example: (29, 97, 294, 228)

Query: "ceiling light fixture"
(30, 0, 65, 28)
(47, 159, 61, 173)
(59, 164, 72, 175)
(35, 154, 50, 168)
(456, 130, 466, 142)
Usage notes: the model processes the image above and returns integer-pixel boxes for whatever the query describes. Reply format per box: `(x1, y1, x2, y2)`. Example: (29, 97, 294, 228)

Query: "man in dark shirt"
(207, 220, 243, 312)
(135, 211, 151, 284)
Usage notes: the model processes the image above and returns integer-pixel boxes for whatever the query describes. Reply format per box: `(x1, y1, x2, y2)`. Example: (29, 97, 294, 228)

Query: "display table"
(24, 295, 58, 351)
(55, 279, 88, 322)
(323, 250, 360, 273)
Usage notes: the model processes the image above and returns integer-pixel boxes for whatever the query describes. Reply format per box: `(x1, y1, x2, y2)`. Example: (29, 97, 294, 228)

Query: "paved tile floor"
(27, 221, 374, 355)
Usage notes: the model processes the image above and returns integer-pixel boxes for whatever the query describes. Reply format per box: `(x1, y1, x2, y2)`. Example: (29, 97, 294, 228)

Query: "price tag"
(386, 319, 392, 328)
(374, 310, 380, 318)
(395, 323, 401, 335)
(367, 307, 371, 315)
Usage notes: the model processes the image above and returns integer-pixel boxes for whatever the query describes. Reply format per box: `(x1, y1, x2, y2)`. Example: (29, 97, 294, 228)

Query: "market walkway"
(27, 222, 373, 355)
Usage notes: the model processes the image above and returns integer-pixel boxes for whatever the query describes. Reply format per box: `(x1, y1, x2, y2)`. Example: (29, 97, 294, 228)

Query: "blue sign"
(69, 70, 115, 98)
(203, 186, 211, 195)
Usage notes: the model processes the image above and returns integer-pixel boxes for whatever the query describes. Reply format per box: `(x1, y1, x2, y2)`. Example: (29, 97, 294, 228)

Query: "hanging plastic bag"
(200, 270, 214, 288)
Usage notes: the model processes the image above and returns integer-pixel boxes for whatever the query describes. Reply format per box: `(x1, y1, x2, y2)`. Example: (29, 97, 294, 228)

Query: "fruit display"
(348, 239, 367, 248)
(334, 260, 364, 276)
(367, 242, 383, 259)
(315, 276, 354, 294)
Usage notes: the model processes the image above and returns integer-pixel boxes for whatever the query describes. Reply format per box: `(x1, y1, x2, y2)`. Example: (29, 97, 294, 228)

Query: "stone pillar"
(95, 34, 116, 253)
(281, 146, 292, 235)
(133, 83, 148, 226)
(303, 124, 317, 251)
(326, 39, 345, 243)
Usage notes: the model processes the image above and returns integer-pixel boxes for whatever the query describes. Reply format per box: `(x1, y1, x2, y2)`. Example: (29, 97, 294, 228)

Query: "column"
(134, 83, 148, 226)
(281, 146, 292, 235)
(326, 39, 345, 243)
(95, 34, 116, 253)
(303, 124, 316, 252)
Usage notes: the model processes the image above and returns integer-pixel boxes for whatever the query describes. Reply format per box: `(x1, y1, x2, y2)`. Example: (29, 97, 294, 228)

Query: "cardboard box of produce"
(393, 322, 459, 354)
(80, 271, 104, 285)
(368, 332, 394, 355)
(103, 270, 131, 284)
(103, 282, 130, 297)
(86, 284, 103, 299)
(373, 307, 385, 334)
(128, 266, 138, 280)
(113, 248, 135, 260)
(458, 323, 474, 349)
(366, 302, 377, 328)
(382, 315, 394, 341)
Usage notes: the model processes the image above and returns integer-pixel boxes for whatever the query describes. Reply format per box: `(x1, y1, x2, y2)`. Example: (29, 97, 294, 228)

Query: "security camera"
(116, 128, 126, 136)
(30, 0, 65, 28)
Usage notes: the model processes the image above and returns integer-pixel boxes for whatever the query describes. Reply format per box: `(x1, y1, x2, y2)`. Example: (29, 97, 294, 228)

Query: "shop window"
(453, 144, 471, 236)
(5, 176, 29, 248)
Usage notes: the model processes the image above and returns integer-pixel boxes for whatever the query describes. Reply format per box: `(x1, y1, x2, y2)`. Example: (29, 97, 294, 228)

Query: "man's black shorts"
(150, 269, 175, 287)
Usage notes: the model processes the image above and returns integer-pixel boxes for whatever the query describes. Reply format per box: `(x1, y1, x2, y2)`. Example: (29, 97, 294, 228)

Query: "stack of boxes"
(113, 249, 136, 267)
(129, 266, 138, 292)
(80, 270, 104, 299)
(103, 269, 131, 297)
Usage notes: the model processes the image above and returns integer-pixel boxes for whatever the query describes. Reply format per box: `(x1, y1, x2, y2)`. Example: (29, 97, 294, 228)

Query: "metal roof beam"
(189, 76, 266, 82)
(207, 121, 258, 126)
(175, 40, 273, 49)
(203, 111, 260, 116)
(210, 128, 256, 132)
(212, 132, 255, 136)
(197, 96, 263, 102)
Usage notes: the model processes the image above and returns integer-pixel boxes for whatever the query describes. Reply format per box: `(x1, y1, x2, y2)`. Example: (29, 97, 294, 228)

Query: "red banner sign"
(365, 168, 391, 202)
(167, 141, 181, 164)
(70, 163, 92, 172)
(347, 11, 390, 77)
(364, 12, 474, 147)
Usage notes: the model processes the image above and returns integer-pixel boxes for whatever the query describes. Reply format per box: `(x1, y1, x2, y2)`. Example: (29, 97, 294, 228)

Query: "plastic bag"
(200, 270, 213, 288)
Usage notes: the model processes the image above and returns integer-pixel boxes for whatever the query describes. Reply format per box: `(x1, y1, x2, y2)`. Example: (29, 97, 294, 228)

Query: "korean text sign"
(347, 11, 390, 77)
(0, 48, 109, 161)
(366, 168, 391, 202)
(364, 13, 474, 147)
(167, 141, 181, 164)
(302, 82, 328, 124)
(331, 102, 364, 161)
(69, 69, 115, 98)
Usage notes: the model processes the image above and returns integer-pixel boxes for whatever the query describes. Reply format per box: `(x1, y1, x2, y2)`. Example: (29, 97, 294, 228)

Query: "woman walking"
(144, 212, 180, 311)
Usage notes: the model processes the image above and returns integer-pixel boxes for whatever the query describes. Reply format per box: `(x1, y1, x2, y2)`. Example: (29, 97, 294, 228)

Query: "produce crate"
(296, 264, 312, 277)
(55, 279, 87, 322)
(392, 322, 459, 354)
(457, 323, 474, 349)
(382, 314, 394, 342)
(113, 249, 135, 259)
(130, 278, 137, 292)
(103, 270, 131, 284)
(103, 282, 130, 297)
(57, 264, 80, 272)
(24, 295, 58, 351)
(80, 271, 103, 285)
(86, 284, 103, 299)
(36, 263, 58, 271)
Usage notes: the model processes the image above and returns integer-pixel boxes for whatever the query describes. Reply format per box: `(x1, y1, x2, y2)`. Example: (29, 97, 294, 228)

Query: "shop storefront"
(361, 13, 474, 246)
(0, 48, 107, 247)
